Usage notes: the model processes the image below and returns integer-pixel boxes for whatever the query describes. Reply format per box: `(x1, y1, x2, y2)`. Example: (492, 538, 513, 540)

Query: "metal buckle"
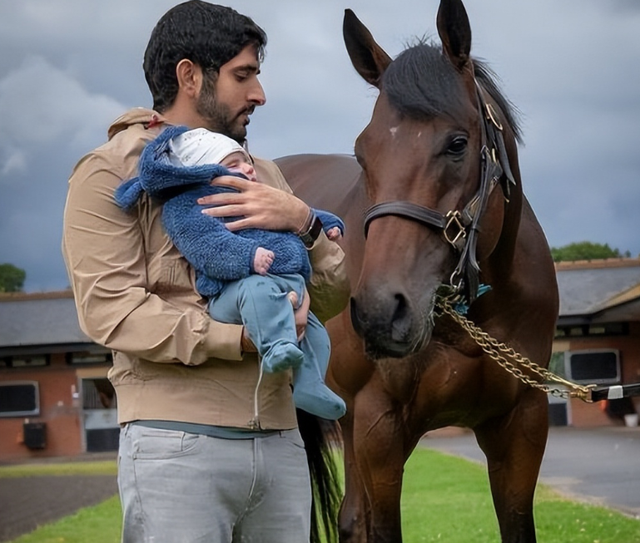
(485, 103, 503, 131)
(448, 269, 464, 294)
(443, 210, 466, 248)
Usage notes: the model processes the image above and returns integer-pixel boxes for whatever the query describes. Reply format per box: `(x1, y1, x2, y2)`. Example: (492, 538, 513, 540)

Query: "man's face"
(196, 44, 266, 143)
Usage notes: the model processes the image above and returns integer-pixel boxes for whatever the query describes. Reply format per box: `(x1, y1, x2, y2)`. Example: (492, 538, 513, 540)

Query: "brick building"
(0, 291, 116, 461)
(1, 259, 639, 461)
(550, 258, 640, 427)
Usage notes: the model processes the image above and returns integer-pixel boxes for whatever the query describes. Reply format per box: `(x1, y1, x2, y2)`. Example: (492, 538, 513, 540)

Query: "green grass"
(402, 448, 640, 542)
(8, 496, 122, 543)
(0, 461, 117, 478)
(5, 449, 640, 543)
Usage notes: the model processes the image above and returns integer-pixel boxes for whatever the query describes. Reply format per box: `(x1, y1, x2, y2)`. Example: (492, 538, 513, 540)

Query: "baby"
(115, 126, 347, 420)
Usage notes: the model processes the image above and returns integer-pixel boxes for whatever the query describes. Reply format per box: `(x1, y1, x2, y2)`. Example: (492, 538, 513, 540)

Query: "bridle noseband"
(363, 79, 516, 305)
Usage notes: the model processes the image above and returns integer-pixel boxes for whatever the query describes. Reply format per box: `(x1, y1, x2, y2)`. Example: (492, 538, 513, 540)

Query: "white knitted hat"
(169, 128, 250, 167)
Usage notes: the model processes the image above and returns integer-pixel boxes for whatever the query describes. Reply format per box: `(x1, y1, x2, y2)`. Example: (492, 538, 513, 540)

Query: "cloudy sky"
(1, 0, 639, 292)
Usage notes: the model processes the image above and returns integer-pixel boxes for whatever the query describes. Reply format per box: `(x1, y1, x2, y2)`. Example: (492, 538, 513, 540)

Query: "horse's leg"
(346, 376, 407, 543)
(339, 409, 369, 542)
(474, 388, 549, 543)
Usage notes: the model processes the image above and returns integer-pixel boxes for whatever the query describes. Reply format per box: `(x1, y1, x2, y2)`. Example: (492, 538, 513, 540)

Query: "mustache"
(240, 105, 256, 117)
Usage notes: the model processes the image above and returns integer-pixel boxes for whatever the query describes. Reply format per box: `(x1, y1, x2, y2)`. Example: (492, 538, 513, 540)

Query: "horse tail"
(297, 408, 342, 543)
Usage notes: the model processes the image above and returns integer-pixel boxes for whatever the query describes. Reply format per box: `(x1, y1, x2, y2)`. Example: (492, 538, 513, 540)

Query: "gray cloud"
(0, 0, 638, 292)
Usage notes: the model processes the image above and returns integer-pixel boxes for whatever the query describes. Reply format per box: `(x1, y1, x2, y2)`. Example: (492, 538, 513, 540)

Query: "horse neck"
(483, 137, 524, 280)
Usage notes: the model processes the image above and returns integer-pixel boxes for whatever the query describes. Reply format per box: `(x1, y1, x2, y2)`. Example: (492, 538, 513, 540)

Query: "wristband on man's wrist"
(297, 209, 323, 248)
(296, 207, 313, 234)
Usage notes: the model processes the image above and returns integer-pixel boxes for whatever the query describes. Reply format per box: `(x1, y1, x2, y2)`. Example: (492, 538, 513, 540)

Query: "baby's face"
(222, 151, 257, 182)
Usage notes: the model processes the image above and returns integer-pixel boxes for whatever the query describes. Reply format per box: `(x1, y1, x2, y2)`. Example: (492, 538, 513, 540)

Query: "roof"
(556, 258, 640, 323)
(0, 290, 92, 350)
(1, 260, 639, 351)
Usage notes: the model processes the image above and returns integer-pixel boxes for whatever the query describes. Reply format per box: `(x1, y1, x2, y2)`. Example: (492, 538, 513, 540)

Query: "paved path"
(422, 426, 640, 518)
(1, 427, 638, 541)
(0, 473, 118, 542)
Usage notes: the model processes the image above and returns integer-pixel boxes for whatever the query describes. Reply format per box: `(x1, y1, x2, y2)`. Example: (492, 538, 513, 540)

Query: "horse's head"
(345, 0, 522, 359)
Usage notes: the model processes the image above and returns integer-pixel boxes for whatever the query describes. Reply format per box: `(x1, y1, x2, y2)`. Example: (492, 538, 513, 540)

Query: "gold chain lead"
(437, 296, 595, 402)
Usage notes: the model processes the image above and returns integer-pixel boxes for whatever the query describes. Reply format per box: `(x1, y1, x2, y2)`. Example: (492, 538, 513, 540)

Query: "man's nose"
(249, 79, 266, 106)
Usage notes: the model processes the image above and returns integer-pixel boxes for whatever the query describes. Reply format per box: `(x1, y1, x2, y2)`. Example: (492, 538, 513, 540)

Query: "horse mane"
(473, 60, 523, 143)
(381, 39, 522, 143)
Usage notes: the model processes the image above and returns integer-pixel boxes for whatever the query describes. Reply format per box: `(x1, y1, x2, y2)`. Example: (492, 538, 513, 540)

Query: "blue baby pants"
(209, 273, 346, 420)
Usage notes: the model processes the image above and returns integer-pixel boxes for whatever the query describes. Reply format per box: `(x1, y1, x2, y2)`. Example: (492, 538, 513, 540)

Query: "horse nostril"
(390, 293, 412, 342)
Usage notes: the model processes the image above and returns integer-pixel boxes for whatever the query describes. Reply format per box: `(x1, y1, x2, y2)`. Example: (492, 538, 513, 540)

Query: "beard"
(196, 74, 250, 144)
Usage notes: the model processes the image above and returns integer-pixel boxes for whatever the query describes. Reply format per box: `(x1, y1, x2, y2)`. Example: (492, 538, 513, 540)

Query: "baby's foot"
(262, 343, 304, 373)
(294, 383, 347, 420)
(253, 247, 274, 275)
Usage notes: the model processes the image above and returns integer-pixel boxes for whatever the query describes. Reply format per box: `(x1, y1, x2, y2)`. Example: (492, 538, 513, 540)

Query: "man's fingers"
(210, 175, 251, 190)
(221, 218, 254, 231)
(201, 204, 246, 218)
(198, 193, 243, 206)
(197, 174, 308, 232)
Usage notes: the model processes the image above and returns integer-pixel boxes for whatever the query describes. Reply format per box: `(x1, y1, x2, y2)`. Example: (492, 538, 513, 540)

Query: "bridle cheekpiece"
(362, 78, 516, 306)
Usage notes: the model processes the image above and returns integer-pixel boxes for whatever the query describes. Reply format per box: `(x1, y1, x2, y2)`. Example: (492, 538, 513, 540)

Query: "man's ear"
(175, 59, 202, 98)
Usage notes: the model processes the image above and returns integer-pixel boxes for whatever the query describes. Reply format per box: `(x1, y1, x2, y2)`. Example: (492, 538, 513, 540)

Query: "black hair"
(143, 1, 267, 112)
(382, 39, 522, 142)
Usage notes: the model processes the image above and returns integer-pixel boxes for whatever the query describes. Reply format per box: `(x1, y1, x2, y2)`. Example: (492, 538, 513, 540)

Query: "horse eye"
(446, 136, 468, 157)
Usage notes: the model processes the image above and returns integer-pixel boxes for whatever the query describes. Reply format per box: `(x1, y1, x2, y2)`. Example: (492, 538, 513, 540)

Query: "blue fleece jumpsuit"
(115, 125, 346, 420)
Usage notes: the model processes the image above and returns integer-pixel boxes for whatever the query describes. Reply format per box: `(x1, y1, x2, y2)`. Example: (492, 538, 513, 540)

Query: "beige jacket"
(62, 108, 349, 429)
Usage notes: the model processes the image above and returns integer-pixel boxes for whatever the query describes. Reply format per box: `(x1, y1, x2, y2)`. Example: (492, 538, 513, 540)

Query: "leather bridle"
(363, 79, 516, 305)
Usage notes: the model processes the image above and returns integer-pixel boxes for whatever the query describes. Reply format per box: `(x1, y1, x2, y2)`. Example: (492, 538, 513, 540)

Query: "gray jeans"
(118, 423, 311, 543)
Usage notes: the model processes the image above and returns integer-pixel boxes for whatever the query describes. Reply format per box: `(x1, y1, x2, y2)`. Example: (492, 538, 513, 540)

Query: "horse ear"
(436, 0, 472, 71)
(343, 9, 392, 88)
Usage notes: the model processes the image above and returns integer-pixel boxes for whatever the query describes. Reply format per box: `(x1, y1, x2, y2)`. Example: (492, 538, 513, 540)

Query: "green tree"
(0, 263, 26, 292)
(550, 241, 629, 262)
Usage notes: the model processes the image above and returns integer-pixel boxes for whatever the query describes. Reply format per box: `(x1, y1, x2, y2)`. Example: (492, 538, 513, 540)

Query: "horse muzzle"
(350, 288, 434, 359)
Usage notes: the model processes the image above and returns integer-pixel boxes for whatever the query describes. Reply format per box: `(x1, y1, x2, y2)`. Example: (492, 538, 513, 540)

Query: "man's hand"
(198, 176, 309, 232)
(240, 287, 311, 353)
(288, 289, 310, 342)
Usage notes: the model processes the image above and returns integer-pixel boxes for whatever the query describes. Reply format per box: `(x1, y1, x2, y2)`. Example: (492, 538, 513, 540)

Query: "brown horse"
(278, 1, 558, 541)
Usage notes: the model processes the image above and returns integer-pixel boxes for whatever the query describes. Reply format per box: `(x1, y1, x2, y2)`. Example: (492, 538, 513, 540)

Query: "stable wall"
(0, 353, 82, 461)
(562, 322, 640, 427)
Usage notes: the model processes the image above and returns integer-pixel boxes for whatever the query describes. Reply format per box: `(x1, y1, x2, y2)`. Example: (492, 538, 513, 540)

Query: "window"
(564, 349, 621, 386)
(0, 355, 49, 369)
(0, 381, 40, 417)
(555, 322, 628, 339)
(66, 351, 112, 365)
(11, 355, 48, 368)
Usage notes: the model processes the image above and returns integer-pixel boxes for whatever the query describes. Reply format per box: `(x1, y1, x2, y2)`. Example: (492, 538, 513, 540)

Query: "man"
(62, 2, 349, 542)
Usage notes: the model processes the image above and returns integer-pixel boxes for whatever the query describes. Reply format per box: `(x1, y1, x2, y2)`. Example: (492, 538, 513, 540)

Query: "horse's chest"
(373, 338, 479, 404)
(432, 317, 484, 358)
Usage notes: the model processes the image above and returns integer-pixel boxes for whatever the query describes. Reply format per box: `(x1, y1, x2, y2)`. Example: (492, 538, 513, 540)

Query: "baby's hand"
(253, 247, 274, 275)
(325, 226, 342, 241)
